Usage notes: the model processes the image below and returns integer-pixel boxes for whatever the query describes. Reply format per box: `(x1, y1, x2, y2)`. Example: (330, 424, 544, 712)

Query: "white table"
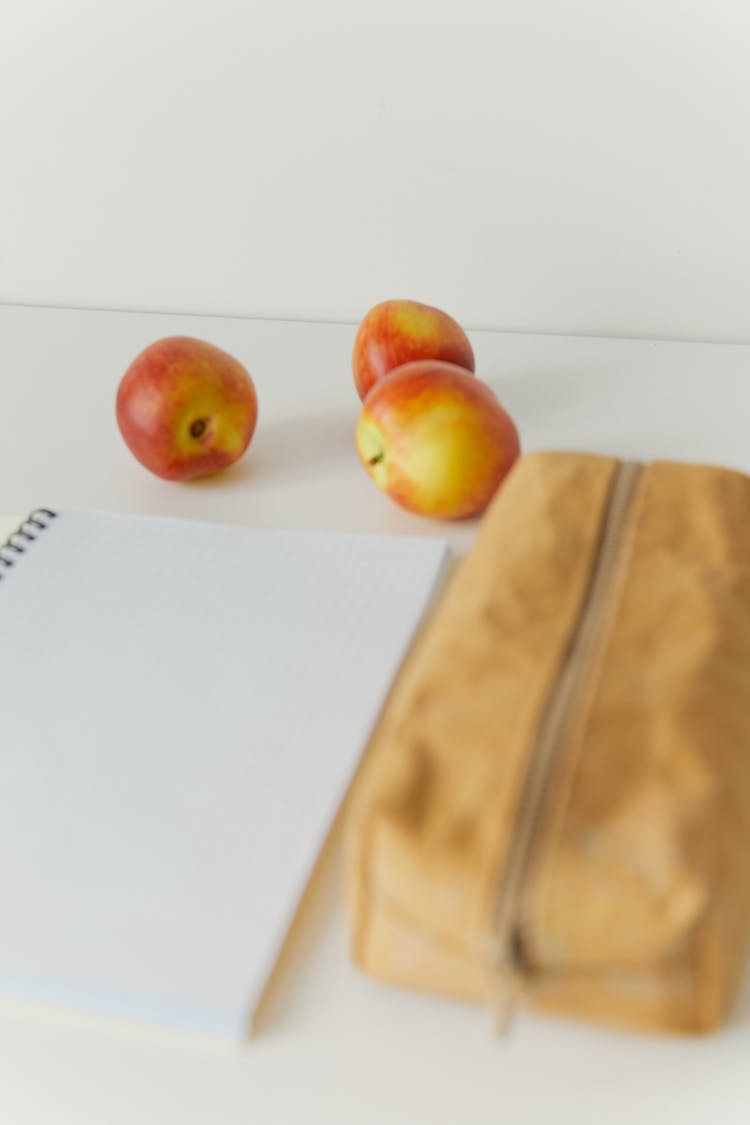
(1, 302, 749, 1124)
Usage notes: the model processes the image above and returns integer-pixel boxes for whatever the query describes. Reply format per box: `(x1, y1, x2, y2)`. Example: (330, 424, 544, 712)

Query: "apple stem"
(368, 452, 385, 466)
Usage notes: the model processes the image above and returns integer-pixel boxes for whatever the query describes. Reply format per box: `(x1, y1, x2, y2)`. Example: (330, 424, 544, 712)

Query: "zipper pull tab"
(491, 962, 520, 1036)
(489, 932, 523, 1037)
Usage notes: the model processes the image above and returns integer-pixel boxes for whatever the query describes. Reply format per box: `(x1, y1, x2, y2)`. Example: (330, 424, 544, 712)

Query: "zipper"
(489, 458, 644, 1033)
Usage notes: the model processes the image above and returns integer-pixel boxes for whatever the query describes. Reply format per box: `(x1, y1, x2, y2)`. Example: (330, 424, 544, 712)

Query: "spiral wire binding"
(0, 509, 58, 580)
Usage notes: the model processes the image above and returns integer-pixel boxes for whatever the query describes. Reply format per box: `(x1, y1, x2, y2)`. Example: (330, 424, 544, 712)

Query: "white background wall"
(1, 0, 749, 341)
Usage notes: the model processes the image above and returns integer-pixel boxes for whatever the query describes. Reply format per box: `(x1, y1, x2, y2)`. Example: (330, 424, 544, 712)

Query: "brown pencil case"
(345, 451, 750, 1034)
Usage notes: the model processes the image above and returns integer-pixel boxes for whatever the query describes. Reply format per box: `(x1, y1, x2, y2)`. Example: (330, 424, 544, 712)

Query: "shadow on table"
(250, 811, 345, 1038)
(249, 413, 356, 483)
(483, 367, 617, 423)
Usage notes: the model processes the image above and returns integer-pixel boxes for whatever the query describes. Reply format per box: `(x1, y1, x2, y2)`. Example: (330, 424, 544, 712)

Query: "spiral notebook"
(0, 509, 449, 1039)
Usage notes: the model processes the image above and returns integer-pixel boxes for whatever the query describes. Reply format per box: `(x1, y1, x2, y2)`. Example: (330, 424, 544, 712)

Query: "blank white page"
(0, 511, 448, 1039)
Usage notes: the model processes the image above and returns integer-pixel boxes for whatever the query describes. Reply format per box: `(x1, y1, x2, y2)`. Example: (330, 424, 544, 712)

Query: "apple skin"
(116, 337, 258, 481)
(352, 299, 475, 401)
(356, 360, 520, 520)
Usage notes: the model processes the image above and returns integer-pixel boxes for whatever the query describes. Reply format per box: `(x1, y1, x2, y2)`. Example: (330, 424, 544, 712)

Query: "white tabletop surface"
(1, 302, 750, 1123)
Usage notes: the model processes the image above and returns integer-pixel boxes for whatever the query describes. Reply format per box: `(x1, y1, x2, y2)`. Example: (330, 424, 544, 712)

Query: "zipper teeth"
(490, 459, 643, 996)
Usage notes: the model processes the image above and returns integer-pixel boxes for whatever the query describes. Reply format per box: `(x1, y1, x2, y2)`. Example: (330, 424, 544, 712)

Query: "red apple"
(356, 360, 520, 520)
(352, 299, 475, 401)
(116, 337, 258, 481)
